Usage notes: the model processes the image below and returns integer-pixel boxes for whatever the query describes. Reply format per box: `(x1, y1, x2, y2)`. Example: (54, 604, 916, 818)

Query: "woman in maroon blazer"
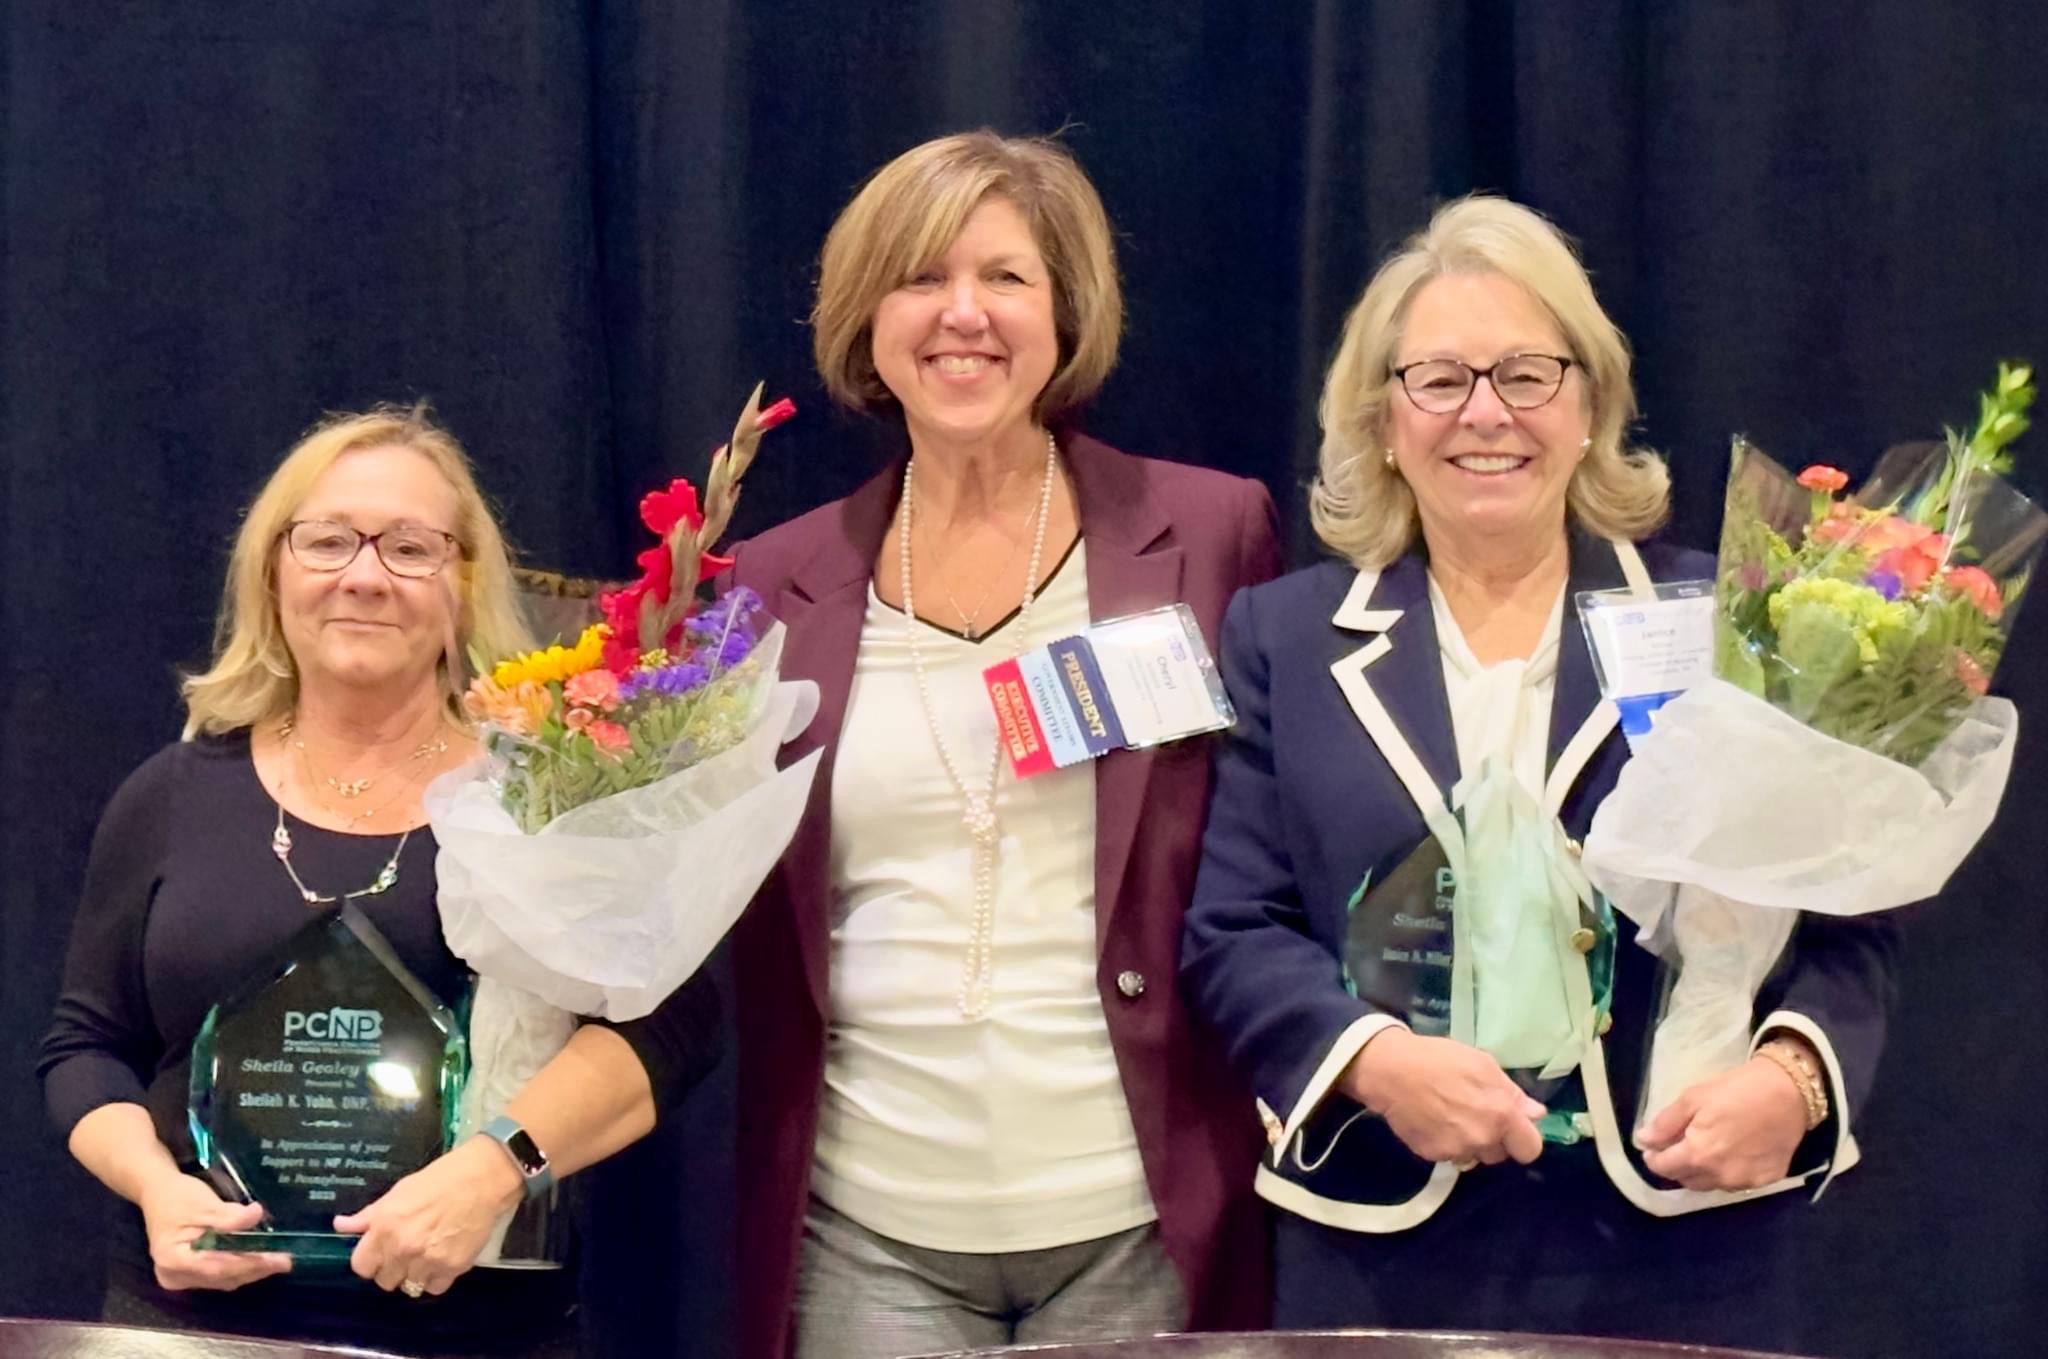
(726, 131, 1281, 1358)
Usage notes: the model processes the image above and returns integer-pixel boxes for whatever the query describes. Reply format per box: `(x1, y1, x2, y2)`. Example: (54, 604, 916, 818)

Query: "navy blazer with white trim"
(1182, 535, 1902, 1229)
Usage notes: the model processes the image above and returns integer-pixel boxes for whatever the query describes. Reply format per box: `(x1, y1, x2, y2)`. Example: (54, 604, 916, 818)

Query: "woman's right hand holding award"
(139, 1169, 291, 1291)
(1341, 1027, 1549, 1168)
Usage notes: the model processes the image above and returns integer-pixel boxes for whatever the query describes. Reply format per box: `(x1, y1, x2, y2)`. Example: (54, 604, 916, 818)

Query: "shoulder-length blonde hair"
(1310, 195, 1670, 568)
(181, 404, 532, 737)
(812, 129, 1122, 426)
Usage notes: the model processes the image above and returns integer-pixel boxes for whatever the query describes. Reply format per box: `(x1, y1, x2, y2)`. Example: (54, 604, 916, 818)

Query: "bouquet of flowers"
(1584, 364, 2044, 1124)
(423, 386, 820, 1258)
(461, 580, 782, 834)
(1715, 361, 2039, 766)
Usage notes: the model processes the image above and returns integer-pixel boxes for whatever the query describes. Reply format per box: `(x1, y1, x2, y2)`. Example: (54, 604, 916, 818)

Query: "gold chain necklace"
(919, 505, 1033, 640)
(282, 716, 448, 801)
(281, 715, 448, 830)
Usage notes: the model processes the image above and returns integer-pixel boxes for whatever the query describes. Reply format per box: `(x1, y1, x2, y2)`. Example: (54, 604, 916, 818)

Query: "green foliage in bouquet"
(1714, 363, 2042, 767)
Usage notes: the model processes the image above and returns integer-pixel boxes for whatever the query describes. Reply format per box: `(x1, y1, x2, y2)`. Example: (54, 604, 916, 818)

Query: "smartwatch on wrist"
(478, 1115, 555, 1200)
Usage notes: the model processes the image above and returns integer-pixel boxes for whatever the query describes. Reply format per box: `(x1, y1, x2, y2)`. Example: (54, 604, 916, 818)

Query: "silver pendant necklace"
(898, 431, 1059, 1018)
(270, 801, 412, 906)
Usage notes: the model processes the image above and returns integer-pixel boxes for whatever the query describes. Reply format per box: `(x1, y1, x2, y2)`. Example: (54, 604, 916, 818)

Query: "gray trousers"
(794, 1197, 1187, 1359)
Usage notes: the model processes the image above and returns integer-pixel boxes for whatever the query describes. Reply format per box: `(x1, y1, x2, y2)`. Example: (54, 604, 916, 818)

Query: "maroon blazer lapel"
(759, 437, 1188, 1009)
(768, 465, 900, 1017)
(1066, 436, 1184, 954)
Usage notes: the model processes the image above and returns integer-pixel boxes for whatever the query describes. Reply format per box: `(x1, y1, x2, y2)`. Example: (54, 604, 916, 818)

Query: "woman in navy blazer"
(728, 132, 1280, 1358)
(1183, 197, 1898, 1349)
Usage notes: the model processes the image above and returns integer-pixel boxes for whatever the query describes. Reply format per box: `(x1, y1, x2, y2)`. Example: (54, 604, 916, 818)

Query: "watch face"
(503, 1127, 547, 1176)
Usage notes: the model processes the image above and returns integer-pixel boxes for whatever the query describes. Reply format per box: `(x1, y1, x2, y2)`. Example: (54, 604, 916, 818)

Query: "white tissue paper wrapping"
(1582, 678, 2015, 1122)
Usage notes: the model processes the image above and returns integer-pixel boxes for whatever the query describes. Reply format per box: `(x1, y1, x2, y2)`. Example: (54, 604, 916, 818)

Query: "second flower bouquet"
(1585, 365, 2043, 1132)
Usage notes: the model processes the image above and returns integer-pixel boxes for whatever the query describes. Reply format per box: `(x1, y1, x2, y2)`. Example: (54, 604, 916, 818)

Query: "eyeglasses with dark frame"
(1391, 353, 1578, 414)
(283, 520, 462, 579)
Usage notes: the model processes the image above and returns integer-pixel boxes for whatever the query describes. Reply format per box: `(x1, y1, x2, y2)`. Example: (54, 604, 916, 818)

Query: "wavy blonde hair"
(181, 404, 532, 736)
(1310, 195, 1670, 568)
(812, 129, 1122, 425)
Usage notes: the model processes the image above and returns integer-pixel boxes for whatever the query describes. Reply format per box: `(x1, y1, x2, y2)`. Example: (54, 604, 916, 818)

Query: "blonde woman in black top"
(40, 406, 718, 1358)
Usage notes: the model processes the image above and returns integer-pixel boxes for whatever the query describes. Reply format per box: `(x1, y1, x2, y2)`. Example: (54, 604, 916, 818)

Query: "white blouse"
(813, 542, 1155, 1253)
(1429, 575, 1565, 792)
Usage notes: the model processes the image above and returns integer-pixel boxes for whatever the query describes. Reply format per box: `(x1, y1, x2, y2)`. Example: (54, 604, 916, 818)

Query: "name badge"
(982, 604, 1234, 777)
(1574, 581, 1715, 745)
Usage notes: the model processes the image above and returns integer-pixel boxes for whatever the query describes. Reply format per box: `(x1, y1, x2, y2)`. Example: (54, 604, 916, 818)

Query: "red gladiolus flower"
(1796, 465, 1850, 493)
(635, 539, 735, 599)
(640, 478, 707, 536)
(754, 397, 798, 432)
(598, 581, 649, 669)
(600, 580, 644, 633)
(1944, 565, 2005, 619)
(621, 479, 737, 621)
(601, 631, 642, 676)
(637, 542, 674, 599)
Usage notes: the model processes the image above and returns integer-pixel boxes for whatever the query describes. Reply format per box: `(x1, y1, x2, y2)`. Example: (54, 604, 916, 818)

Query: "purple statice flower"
(705, 628, 755, 669)
(1866, 568, 1903, 600)
(687, 585, 765, 636)
(620, 660, 715, 703)
(683, 586, 764, 669)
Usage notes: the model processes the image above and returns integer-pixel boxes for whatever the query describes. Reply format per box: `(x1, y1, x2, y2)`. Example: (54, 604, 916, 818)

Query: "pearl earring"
(1384, 448, 1397, 469)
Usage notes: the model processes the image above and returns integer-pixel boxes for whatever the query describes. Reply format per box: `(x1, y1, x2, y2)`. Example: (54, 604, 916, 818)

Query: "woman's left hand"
(334, 1137, 524, 1295)
(1634, 1053, 1811, 1191)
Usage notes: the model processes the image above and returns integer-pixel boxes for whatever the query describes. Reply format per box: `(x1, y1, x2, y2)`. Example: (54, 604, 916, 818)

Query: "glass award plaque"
(1340, 834, 1457, 1039)
(189, 903, 467, 1260)
(1342, 831, 1617, 1145)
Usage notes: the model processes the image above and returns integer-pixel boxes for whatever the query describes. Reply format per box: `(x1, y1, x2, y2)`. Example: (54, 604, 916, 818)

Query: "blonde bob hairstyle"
(181, 404, 532, 737)
(812, 129, 1122, 426)
(1310, 195, 1670, 568)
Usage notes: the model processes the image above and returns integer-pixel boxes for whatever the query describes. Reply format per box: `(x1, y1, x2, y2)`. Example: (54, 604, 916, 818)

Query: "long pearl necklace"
(899, 432, 1058, 1019)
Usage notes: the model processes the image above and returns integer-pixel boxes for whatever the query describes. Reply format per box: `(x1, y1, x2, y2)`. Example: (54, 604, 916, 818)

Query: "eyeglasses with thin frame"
(1392, 353, 1577, 414)
(283, 520, 461, 578)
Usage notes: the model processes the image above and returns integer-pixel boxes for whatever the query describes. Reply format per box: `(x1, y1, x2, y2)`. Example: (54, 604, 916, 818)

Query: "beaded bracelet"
(1756, 1038, 1829, 1131)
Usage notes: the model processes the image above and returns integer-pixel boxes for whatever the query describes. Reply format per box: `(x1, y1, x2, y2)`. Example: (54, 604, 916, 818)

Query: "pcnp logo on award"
(283, 1007, 385, 1042)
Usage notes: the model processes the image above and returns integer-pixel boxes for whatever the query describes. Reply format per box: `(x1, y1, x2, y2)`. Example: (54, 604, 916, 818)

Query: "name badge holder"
(1574, 580, 1716, 747)
(982, 603, 1234, 777)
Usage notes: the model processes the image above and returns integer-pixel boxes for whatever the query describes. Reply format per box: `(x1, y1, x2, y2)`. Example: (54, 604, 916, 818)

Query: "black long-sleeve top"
(37, 730, 720, 1354)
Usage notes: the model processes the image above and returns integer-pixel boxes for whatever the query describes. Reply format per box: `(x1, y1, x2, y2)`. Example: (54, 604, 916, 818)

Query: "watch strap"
(478, 1114, 555, 1201)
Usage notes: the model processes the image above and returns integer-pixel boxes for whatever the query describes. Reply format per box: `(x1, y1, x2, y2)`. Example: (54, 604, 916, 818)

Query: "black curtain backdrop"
(5, 4, 2044, 1357)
